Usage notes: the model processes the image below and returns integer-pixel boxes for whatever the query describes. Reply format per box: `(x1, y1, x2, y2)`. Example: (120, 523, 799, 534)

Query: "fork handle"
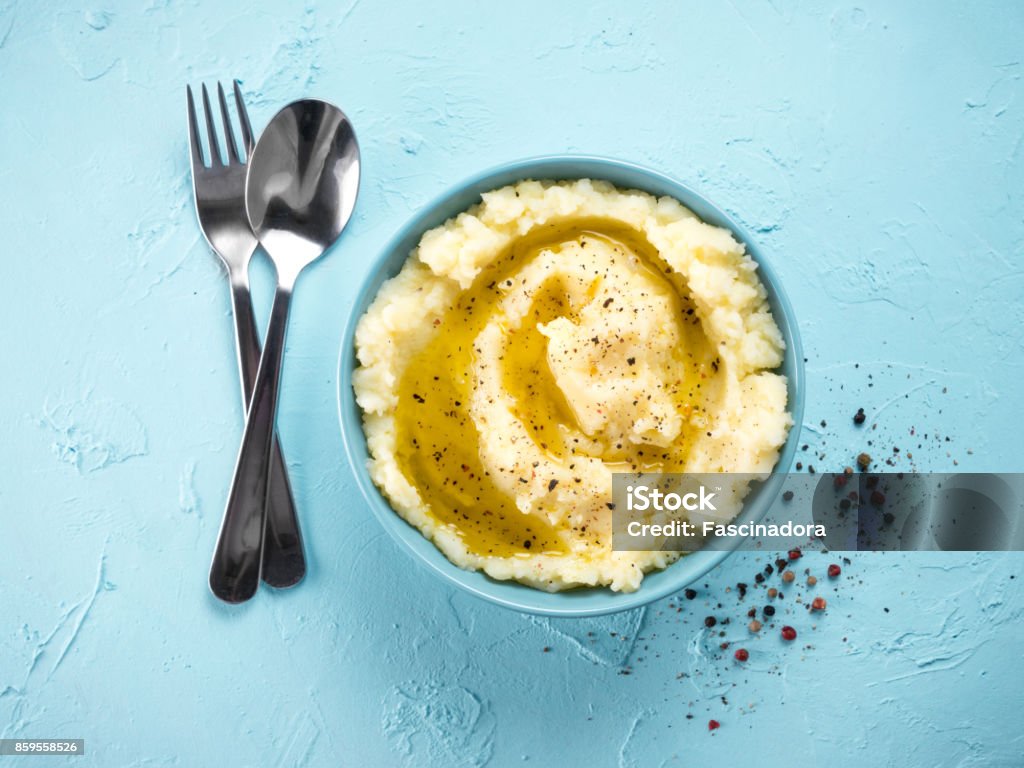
(211, 283, 294, 603)
(229, 275, 306, 589)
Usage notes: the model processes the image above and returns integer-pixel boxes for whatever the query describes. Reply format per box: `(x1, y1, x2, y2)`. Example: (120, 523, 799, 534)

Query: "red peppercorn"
(811, 596, 827, 612)
(788, 548, 802, 560)
(781, 625, 797, 641)
(708, 719, 720, 731)
(734, 648, 749, 662)
(828, 564, 842, 578)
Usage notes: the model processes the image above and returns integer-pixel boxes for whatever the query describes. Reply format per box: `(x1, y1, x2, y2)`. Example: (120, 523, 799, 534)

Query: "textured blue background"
(2, 1, 1022, 765)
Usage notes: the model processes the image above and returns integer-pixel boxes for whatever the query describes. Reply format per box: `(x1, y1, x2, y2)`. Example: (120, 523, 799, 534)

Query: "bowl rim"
(337, 154, 805, 617)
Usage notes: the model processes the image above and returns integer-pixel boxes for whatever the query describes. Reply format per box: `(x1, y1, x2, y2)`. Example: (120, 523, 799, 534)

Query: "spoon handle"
(228, 275, 306, 589)
(211, 283, 294, 603)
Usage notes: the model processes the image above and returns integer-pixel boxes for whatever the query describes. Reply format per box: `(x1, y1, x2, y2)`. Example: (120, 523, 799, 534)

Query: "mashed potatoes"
(353, 179, 791, 592)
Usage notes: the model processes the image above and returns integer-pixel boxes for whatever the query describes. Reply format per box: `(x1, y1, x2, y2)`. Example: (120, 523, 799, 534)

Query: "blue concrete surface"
(1, 1, 1022, 765)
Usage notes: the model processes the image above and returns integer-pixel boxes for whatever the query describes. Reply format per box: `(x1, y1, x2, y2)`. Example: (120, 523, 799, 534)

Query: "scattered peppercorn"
(807, 575, 818, 586)
(704, 616, 717, 628)
(870, 490, 886, 506)
(854, 408, 866, 425)
(781, 626, 797, 641)
(782, 570, 795, 583)
(828, 564, 842, 578)
(708, 720, 720, 732)
(763, 605, 776, 618)
(857, 452, 871, 470)
(788, 548, 802, 560)
(811, 597, 827, 612)
(748, 619, 762, 633)
(684, 588, 697, 600)
(734, 648, 749, 662)
(768, 587, 778, 599)
(782, 490, 794, 502)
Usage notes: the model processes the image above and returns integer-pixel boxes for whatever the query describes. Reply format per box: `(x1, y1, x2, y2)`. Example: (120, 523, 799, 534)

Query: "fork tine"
(186, 85, 205, 167)
(216, 82, 240, 164)
(200, 83, 223, 166)
(232, 80, 255, 158)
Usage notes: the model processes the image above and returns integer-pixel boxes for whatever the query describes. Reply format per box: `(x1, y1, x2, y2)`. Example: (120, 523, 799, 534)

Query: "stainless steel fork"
(187, 81, 305, 593)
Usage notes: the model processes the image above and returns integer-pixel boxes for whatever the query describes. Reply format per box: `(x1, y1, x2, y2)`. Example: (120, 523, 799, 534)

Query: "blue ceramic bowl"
(338, 156, 805, 617)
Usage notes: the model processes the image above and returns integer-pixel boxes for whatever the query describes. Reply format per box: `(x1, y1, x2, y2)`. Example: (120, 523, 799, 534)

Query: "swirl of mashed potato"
(353, 179, 791, 592)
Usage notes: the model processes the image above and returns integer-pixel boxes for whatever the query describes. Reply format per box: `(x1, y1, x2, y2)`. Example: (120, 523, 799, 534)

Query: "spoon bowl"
(246, 99, 360, 274)
(210, 99, 360, 604)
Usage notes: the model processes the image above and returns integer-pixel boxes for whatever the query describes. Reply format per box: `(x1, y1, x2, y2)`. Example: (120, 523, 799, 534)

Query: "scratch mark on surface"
(0, 3, 14, 49)
(382, 681, 495, 768)
(306, 690, 338, 754)
(40, 396, 148, 473)
(274, 711, 320, 768)
(686, 628, 731, 699)
(618, 710, 651, 768)
(52, 9, 120, 81)
(725, 0, 766, 46)
(618, 708, 671, 768)
(869, 646, 979, 685)
(1, 545, 111, 738)
(340, 0, 362, 23)
(177, 460, 200, 516)
(869, 380, 938, 422)
(532, 606, 647, 667)
(446, 590, 476, 636)
(47, 551, 109, 681)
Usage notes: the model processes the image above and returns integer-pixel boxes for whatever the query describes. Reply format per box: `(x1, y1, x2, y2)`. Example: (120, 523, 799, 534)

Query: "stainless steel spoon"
(209, 99, 360, 603)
